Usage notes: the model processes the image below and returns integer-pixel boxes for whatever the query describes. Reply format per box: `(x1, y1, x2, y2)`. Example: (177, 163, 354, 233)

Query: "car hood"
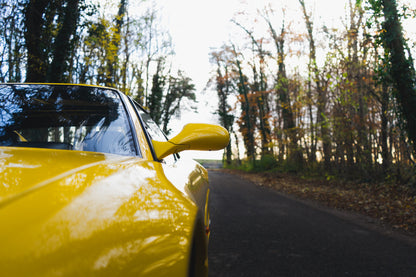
(0, 147, 196, 276)
(0, 147, 126, 204)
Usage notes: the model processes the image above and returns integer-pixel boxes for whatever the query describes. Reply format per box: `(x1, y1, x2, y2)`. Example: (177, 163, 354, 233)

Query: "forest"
(1, 0, 416, 185)
(211, 0, 416, 186)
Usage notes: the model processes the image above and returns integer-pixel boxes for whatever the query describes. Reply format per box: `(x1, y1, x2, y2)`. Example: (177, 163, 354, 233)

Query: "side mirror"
(152, 123, 230, 160)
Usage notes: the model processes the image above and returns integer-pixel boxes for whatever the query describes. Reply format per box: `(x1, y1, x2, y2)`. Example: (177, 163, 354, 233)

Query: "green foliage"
(235, 160, 256, 172)
(367, 0, 416, 156)
(161, 70, 196, 135)
(148, 59, 165, 125)
(257, 154, 278, 171)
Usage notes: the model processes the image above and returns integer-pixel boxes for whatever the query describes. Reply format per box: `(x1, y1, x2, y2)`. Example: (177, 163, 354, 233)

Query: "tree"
(24, 0, 83, 82)
(231, 44, 257, 165)
(148, 58, 165, 125)
(232, 20, 272, 156)
(48, 0, 81, 82)
(299, 0, 331, 170)
(263, 11, 302, 166)
(369, 0, 416, 157)
(24, 0, 49, 81)
(161, 71, 196, 135)
(0, 0, 25, 82)
(210, 46, 235, 165)
(104, 0, 127, 86)
(140, 6, 174, 106)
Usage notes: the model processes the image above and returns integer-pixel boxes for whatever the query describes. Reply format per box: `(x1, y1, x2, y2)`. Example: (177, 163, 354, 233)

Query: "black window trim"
(113, 90, 143, 158)
(127, 97, 160, 161)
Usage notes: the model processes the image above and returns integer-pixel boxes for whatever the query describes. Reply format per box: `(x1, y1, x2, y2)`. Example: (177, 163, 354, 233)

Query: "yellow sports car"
(0, 84, 229, 276)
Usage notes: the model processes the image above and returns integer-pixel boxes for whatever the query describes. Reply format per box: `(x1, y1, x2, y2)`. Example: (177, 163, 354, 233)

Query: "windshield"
(0, 84, 137, 156)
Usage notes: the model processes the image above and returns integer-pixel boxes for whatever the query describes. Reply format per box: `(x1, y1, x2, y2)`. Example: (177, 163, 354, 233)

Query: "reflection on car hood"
(0, 147, 196, 276)
(0, 147, 125, 205)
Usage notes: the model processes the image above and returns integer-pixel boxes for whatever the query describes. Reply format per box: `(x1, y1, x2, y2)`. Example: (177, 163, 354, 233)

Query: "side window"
(132, 102, 177, 164)
(139, 112, 168, 142)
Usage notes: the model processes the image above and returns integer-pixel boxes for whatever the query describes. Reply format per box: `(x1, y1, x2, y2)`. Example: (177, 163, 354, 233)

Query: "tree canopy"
(0, 0, 196, 132)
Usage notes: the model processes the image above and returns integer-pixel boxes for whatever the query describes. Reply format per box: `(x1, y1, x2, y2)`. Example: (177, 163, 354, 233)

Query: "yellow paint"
(161, 159, 210, 234)
(13, 131, 27, 142)
(153, 123, 230, 160)
(0, 147, 198, 276)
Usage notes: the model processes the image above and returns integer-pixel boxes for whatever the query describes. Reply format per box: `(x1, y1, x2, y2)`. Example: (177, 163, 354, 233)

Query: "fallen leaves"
(223, 169, 416, 235)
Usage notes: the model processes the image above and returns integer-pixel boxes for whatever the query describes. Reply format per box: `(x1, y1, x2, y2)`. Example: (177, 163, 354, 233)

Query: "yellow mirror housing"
(152, 123, 230, 160)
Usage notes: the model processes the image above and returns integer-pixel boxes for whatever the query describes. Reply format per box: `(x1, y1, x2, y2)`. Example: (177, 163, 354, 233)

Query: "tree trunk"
(236, 57, 256, 165)
(24, 0, 49, 82)
(381, 83, 391, 171)
(381, 0, 416, 156)
(233, 20, 271, 156)
(299, 0, 330, 170)
(265, 15, 301, 165)
(105, 0, 127, 86)
(48, 0, 80, 82)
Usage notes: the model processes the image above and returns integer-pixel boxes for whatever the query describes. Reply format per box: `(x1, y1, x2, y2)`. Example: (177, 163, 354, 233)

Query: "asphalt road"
(207, 170, 416, 277)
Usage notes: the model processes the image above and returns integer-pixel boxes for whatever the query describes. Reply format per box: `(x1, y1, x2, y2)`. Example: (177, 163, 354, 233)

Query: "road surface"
(208, 170, 416, 277)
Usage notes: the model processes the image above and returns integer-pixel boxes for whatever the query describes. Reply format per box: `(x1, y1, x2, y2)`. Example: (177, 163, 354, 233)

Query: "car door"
(130, 101, 211, 233)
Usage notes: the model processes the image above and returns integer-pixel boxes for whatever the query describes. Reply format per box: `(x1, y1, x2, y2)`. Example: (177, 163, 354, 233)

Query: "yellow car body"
(0, 84, 229, 276)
